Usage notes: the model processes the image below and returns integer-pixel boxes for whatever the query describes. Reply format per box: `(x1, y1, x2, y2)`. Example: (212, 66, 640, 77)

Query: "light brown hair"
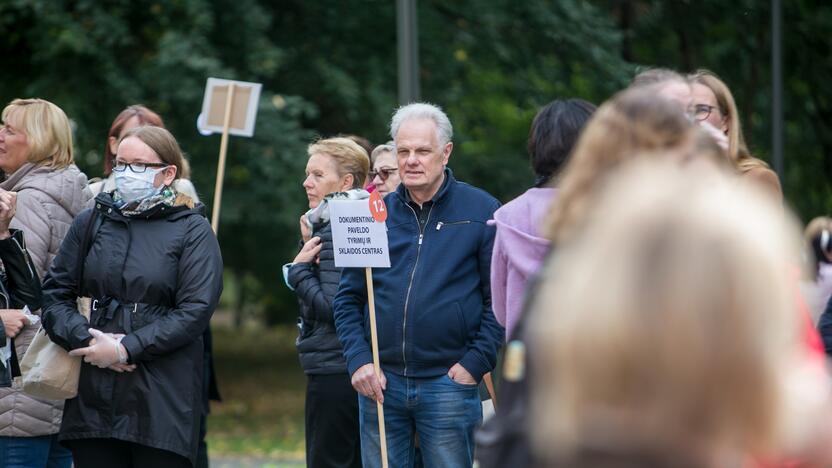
(689, 69, 769, 174)
(120, 126, 184, 180)
(530, 161, 804, 465)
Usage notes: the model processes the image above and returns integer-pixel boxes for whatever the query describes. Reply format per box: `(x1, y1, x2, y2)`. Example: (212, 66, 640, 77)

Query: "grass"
(207, 324, 306, 461)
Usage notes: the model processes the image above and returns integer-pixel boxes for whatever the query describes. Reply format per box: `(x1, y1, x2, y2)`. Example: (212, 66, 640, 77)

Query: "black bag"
(475, 275, 541, 468)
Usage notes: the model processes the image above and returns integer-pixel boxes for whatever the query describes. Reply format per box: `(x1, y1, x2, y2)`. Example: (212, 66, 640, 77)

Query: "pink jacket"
(489, 188, 555, 339)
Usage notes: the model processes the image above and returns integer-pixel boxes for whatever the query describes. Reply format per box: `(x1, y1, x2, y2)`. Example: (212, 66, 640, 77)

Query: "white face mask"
(114, 166, 165, 203)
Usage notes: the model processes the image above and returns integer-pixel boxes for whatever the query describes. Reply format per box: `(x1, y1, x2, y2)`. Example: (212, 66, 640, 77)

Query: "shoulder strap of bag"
(76, 209, 102, 297)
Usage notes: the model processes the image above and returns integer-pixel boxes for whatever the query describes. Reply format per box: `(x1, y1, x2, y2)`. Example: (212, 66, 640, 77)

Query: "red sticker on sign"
(369, 190, 388, 222)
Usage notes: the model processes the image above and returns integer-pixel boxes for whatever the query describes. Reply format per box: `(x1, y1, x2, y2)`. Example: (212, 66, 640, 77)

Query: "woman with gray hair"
(369, 142, 400, 198)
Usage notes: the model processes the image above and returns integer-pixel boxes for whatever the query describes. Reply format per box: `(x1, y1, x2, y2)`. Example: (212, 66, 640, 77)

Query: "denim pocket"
(444, 373, 478, 388)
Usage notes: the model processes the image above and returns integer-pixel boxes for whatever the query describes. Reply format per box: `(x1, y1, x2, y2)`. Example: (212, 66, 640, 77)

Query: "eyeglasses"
(369, 167, 398, 181)
(690, 104, 718, 122)
(112, 161, 169, 173)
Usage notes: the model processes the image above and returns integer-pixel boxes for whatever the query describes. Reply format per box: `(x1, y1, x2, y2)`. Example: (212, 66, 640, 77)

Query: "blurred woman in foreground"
(529, 160, 828, 467)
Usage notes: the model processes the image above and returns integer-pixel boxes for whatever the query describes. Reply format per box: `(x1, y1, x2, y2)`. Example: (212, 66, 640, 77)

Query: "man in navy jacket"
(334, 102, 504, 468)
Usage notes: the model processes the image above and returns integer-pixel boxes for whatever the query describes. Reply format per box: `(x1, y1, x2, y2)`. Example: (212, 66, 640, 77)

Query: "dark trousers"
(68, 438, 190, 468)
(305, 373, 362, 468)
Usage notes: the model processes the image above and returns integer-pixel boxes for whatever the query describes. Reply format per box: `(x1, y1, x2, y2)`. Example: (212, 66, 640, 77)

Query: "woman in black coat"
(41, 126, 223, 468)
(283, 137, 369, 468)
(0, 188, 43, 388)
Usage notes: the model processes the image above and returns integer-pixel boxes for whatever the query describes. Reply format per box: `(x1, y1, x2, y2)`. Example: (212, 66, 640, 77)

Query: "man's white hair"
(389, 102, 453, 145)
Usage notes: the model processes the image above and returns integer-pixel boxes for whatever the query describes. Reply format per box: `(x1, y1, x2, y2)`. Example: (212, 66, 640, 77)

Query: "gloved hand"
(69, 328, 129, 369)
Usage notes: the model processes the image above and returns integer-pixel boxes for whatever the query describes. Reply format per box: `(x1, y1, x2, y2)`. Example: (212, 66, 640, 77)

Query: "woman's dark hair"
(527, 99, 596, 185)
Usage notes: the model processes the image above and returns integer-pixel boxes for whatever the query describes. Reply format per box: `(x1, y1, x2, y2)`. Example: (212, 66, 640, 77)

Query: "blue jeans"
(359, 372, 482, 468)
(0, 434, 73, 468)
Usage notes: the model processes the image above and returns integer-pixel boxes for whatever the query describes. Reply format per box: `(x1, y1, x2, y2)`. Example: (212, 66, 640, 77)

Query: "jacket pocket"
(435, 220, 472, 231)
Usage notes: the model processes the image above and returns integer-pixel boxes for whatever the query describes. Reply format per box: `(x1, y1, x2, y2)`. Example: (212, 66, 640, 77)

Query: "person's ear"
(720, 117, 729, 134)
(156, 165, 177, 187)
(442, 142, 453, 166)
(108, 136, 119, 156)
(340, 173, 355, 192)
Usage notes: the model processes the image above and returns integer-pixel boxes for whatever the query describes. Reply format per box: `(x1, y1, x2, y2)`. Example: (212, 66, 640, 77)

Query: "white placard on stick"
(330, 200, 391, 268)
(198, 77, 262, 137)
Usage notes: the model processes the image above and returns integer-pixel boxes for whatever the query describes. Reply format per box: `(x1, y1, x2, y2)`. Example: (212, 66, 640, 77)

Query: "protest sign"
(330, 199, 391, 268)
(198, 77, 262, 234)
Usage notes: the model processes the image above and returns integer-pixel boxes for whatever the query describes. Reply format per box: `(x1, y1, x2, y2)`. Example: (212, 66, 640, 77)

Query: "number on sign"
(369, 190, 388, 222)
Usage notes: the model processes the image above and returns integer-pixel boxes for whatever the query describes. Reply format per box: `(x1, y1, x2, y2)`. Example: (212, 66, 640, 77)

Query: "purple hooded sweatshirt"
(489, 187, 555, 339)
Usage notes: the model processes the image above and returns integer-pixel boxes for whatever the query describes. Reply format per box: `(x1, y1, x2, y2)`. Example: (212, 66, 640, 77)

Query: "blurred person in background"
(490, 99, 595, 340)
(689, 70, 782, 201)
(283, 137, 369, 468)
(803, 216, 832, 323)
(528, 160, 826, 468)
(369, 142, 400, 197)
(0, 98, 92, 468)
(545, 88, 717, 244)
(631, 68, 730, 152)
(89, 105, 200, 202)
(41, 126, 223, 468)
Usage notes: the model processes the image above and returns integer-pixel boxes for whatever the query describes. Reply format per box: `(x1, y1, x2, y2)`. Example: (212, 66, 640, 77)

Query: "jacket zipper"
(10, 236, 35, 280)
(436, 220, 471, 230)
(401, 203, 434, 376)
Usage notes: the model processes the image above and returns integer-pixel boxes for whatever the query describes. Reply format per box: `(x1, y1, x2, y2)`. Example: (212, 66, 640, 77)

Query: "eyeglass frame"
(112, 160, 170, 174)
(690, 104, 719, 122)
(369, 167, 399, 182)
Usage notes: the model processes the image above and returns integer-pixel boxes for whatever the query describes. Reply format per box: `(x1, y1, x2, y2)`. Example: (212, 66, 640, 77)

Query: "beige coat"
(0, 162, 92, 436)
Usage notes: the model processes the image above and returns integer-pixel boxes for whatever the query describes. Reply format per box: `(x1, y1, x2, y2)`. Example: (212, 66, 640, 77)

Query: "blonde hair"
(307, 137, 370, 189)
(120, 126, 185, 180)
(2, 98, 74, 169)
(690, 69, 769, 174)
(530, 160, 803, 465)
(544, 88, 697, 243)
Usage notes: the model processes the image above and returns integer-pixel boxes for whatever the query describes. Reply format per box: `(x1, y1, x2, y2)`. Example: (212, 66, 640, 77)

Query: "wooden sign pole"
(365, 267, 388, 468)
(211, 83, 236, 234)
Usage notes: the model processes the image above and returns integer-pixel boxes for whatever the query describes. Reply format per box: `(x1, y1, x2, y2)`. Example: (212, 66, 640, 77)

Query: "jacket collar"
(93, 191, 204, 221)
(398, 167, 455, 206)
(0, 163, 37, 190)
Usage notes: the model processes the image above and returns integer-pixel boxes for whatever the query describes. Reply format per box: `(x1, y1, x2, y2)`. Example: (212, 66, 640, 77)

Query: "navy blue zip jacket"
(333, 168, 504, 382)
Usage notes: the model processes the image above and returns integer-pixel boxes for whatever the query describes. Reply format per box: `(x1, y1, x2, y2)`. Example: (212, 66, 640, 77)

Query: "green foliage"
(598, 0, 832, 219)
(1, 0, 829, 323)
(208, 324, 305, 459)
